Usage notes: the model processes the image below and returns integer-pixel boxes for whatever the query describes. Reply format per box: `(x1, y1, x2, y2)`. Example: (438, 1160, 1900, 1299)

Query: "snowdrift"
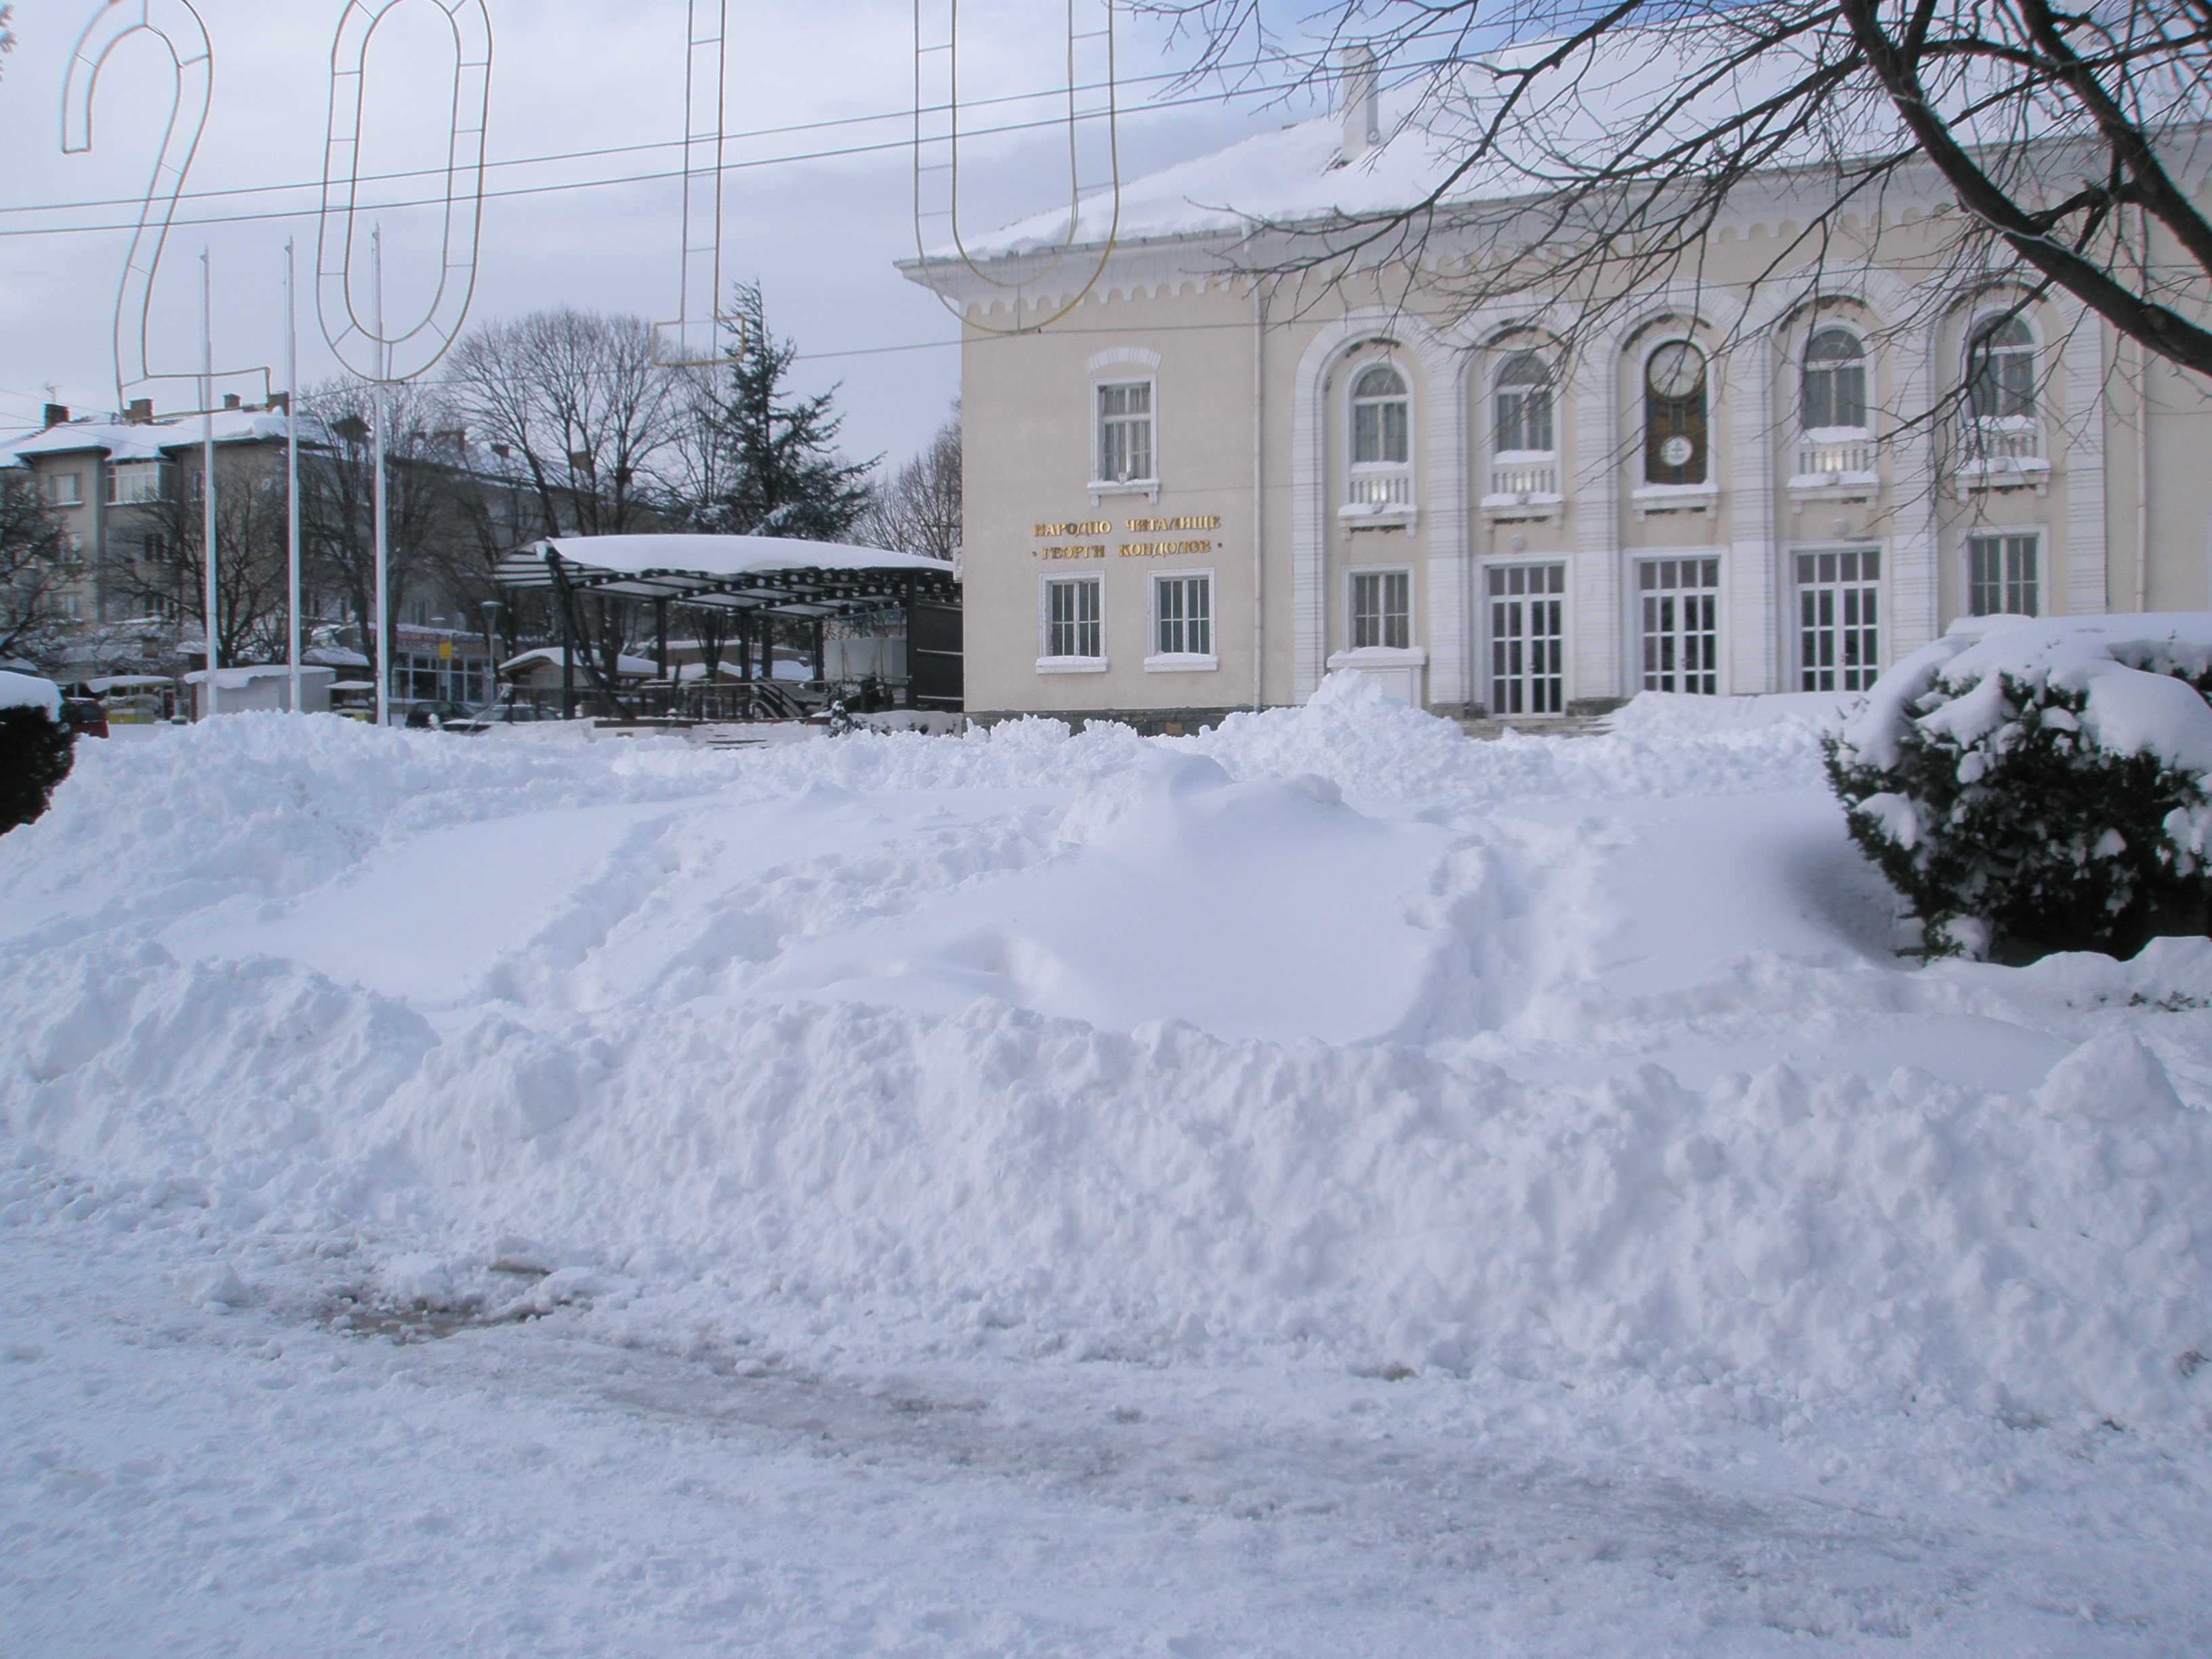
(5, 678, 2212, 1431)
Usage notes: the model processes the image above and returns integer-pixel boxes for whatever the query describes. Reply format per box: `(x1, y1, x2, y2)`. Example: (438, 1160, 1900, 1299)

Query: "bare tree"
(296, 379, 460, 674)
(441, 309, 685, 539)
(1142, 0, 2212, 390)
(0, 470, 79, 665)
(857, 405, 961, 561)
(107, 451, 289, 669)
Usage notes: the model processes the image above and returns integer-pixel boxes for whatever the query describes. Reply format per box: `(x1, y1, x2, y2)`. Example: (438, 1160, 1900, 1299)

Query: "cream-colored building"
(904, 67, 2212, 726)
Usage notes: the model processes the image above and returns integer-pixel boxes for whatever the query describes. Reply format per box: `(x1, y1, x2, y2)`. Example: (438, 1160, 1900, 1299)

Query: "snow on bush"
(0, 670, 71, 834)
(1828, 614, 2212, 958)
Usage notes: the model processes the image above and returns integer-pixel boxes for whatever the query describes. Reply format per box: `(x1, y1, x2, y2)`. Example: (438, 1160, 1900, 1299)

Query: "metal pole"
(554, 554, 576, 720)
(200, 249, 219, 720)
(371, 226, 390, 728)
(285, 238, 303, 714)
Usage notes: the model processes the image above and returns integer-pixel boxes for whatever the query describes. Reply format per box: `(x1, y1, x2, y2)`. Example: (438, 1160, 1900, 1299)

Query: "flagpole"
(285, 237, 303, 714)
(201, 249, 219, 720)
(372, 225, 390, 729)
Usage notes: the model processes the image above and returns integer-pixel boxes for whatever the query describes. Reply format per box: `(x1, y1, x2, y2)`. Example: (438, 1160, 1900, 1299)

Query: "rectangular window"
(47, 472, 83, 507)
(1353, 401, 1409, 466)
(1350, 569, 1412, 650)
(1967, 533, 2039, 616)
(1796, 548, 1881, 691)
(1639, 558, 1721, 694)
(1097, 382, 1153, 484)
(108, 461, 165, 505)
(1488, 563, 1566, 715)
(1154, 574, 1212, 657)
(1494, 388, 1553, 455)
(1046, 577, 1102, 658)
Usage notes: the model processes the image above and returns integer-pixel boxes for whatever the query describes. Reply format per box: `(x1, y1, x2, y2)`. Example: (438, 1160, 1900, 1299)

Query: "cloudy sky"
(0, 0, 1309, 472)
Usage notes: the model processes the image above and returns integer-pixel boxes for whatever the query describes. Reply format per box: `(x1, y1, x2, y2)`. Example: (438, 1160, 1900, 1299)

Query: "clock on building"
(1646, 342, 1705, 398)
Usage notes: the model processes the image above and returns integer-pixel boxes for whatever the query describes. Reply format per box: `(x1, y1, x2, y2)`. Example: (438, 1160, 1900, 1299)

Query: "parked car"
(59, 697, 108, 739)
(447, 699, 552, 734)
(403, 700, 476, 731)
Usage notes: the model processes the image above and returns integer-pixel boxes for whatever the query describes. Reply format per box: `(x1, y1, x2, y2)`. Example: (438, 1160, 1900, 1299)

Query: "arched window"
(1493, 351, 1554, 455)
(1351, 364, 1410, 465)
(1346, 360, 1414, 514)
(1966, 315, 2036, 420)
(1801, 327, 1867, 432)
(1643, 340, 1708, 486)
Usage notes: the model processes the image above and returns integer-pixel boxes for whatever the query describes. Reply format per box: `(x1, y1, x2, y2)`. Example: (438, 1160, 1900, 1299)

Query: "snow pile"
(6, 688, 2212, 1431)
(0, 670, 60, 720)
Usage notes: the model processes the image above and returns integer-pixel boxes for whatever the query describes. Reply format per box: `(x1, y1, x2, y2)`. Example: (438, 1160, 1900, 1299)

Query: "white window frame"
(1635, 554, 1723, 695)
(1340, 354, 1417, 529)
(1345, 564, 1415, 653)
(1793, 325, 1877, 485)
(47, 470, 85, 508)
(1145, 567, 1218, 672)
(1484, 349, 1560, 514)
(1037, 573, 1108, 672)
(1089, 376, 1159, 501)
(1483, 559, 1568, 716)
(107, 459, 165, 506)
(1963, 527, 2044, 618)
(1792, 543, 1884, 691)
(1959, 308, 2047, 487)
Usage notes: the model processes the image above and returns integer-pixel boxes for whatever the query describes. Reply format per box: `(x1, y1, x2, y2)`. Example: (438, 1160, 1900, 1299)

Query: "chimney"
(125, 398, 154, 424)
(268, 390, 291, 414)
(43, 404, 67, 429)
(1340, 44, 1380, 161)
(222, 393, 241, 410)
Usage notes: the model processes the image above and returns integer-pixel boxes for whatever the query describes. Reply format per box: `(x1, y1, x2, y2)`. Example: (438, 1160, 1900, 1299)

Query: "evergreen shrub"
(1, 701, 74, 832)
(1826, 619, 2212, 961)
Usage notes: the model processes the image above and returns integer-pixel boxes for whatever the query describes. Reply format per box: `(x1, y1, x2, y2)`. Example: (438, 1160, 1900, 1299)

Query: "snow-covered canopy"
(499, 647, 659, 680)
(494, 535, 958, 621)
(181, 666, 338, 689)
(1837, 613, 2212, 774)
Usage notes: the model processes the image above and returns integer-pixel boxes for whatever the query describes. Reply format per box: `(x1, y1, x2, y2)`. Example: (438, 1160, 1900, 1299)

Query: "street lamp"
(480, 599, 503, 710)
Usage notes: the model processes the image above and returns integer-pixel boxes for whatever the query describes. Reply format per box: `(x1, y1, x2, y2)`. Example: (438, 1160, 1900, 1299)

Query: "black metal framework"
(493, 539, 962, 719)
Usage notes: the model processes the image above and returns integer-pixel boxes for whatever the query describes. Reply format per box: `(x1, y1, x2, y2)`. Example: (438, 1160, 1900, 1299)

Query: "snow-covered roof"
(520, 535, 951, 579)
(1, 408, 300, 467)
(83, 676, 173, 693)
(944, 25, 2212, 260)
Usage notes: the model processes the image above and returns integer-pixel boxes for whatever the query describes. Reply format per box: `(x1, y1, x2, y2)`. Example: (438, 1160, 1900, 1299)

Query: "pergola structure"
(493, 534, 962, 718)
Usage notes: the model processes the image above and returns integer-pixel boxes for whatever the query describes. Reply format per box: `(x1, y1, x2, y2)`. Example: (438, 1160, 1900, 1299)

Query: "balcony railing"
(1957, 418, 2047, 480)
(1488, 461, 1559, 497)
(1793, 437, 1876, 479)
(1347, 472, 1413, 509)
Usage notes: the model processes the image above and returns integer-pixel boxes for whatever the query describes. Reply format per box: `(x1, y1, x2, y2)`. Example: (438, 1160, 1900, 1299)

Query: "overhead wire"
(0, 56, 1310, 222)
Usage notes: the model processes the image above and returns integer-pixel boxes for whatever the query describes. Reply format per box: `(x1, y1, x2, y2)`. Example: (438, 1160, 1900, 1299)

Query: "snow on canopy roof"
(947, 22, 2212, 260)
(499, 647, 659, 678)
(495, 535, 958, 619)
(518, 535, 949, 579)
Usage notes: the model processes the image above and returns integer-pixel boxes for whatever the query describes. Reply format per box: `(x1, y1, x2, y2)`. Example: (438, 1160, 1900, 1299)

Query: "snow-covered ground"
(5, 676, 2211, 1654)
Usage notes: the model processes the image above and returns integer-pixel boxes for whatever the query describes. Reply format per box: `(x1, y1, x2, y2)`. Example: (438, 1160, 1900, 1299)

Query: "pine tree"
(686, 283, 875, 541)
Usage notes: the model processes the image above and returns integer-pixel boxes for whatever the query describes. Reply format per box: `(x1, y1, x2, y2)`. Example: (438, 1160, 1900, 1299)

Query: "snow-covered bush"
(1826, 615, 2212, 959)
(0, 671, 72, 833)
